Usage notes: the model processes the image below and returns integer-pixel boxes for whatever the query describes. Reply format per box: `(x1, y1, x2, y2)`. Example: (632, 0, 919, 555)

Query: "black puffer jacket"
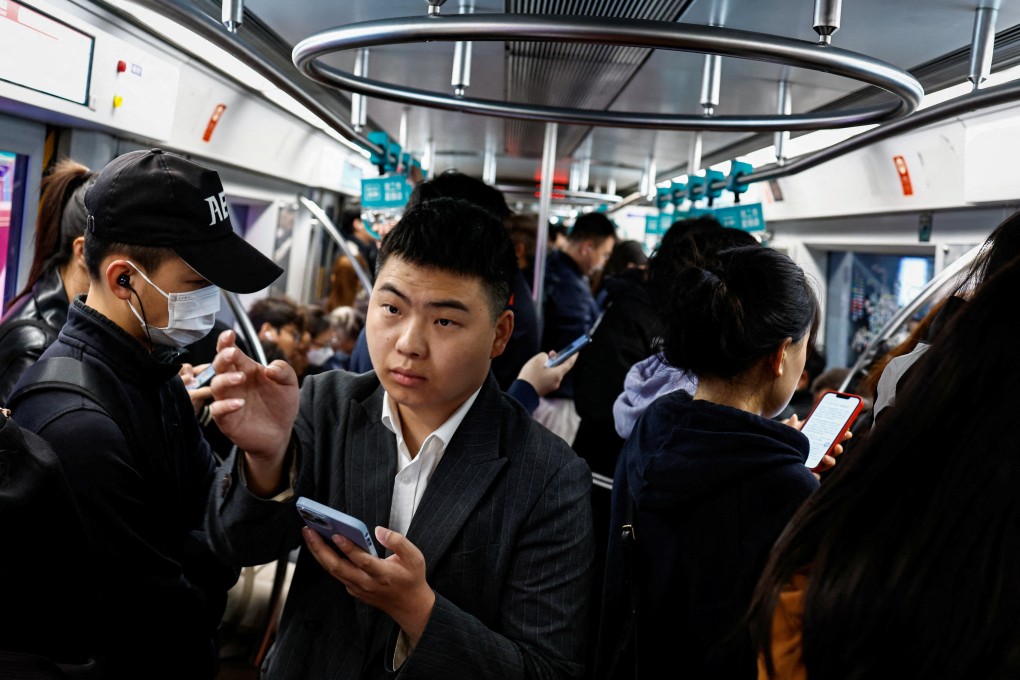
(0, 269, 69, 403)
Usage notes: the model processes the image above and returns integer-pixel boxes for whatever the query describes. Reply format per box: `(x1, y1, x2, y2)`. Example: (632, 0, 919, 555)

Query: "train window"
(825, 251, 934, 369)
(1, 150, 28, 311)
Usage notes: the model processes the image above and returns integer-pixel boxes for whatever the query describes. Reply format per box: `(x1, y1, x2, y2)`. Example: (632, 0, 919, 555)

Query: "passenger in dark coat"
(206, 198, 594, 680)
(8, 149, 282, 678)
(573, 266, 660, 478)
(596, 242, 826, 680)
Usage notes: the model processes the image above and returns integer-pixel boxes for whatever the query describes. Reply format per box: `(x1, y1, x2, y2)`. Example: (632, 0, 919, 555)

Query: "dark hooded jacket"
(596, 391, 818, 679)
(8, 299, 237, 679)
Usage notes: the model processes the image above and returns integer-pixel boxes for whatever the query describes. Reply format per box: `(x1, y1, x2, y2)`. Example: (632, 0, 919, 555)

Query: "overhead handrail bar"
(839, 242, 983, 392)
(298, 196, 375, 297)
(293, 14, 923, 132)
(110, 0, 383, 158)
(609, 78, 1020, 213)
(494, 185, 622, 204)
(223, 291, 269, 366)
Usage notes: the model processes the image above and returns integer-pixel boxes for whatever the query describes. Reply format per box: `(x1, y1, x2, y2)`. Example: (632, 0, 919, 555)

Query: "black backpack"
(0, 406, 102, 678)
(9, 357, 141, 462)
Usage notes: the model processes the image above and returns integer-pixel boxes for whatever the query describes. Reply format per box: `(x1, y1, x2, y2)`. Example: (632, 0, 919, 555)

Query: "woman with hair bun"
(596, 243, 823, 680)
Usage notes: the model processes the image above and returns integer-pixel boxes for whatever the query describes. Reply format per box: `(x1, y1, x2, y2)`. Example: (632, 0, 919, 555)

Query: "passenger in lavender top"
(612, 352, 697, 439)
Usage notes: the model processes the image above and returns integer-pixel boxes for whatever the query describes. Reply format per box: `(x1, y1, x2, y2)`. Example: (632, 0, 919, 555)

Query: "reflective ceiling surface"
(240, 0, 1020, 198)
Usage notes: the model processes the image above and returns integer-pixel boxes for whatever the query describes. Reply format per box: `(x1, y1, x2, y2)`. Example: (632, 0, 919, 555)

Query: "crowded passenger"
(589, 238, 647, 304)
(0, 159, 95, 402)
(329, 304, 366, 370)
(572, 218, 742, 675)
(248, 294, 306, 376)
(609, 221, 759, 443)
(341, 207, 379, 276)
(750, 251, 1020, 680)
(323, 249, 369, 315)
(300, 303, 345, 376)
(508, 212, 538, 292)
(538, 211, 617, 443)
(7, 149, 282, 679)
(206, 197, 595, 679)
(596, 240, 828, 679)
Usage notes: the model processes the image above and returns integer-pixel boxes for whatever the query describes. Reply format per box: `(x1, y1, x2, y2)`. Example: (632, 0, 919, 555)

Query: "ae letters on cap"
(205, 192, 230, 226)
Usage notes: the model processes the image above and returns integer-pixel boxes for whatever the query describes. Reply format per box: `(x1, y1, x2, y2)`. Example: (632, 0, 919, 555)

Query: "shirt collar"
(381, 386, 482, 453)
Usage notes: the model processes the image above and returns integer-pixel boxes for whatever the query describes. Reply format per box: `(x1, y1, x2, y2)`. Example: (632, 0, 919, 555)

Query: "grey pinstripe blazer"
(208, 370, 595, 679)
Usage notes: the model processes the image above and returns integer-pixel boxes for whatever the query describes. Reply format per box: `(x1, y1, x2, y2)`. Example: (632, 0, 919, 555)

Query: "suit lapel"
(334, 382, 397, 659)
(407, 374, 508, 576)
(333, 383, 395, 544)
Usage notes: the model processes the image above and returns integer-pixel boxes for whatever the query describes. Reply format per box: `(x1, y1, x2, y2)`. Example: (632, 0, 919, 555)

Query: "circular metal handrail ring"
(293, 14, 924, 132)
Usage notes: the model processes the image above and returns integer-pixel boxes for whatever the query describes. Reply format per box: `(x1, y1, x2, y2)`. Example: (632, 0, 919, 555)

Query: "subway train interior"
(3, 0, 1020, 677)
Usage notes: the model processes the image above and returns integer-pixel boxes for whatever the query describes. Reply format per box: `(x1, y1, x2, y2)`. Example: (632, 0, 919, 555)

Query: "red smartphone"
(800, 390, 864, 468)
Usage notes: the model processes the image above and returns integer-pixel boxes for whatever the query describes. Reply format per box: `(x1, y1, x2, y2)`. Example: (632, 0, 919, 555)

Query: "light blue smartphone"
(546, 305, 609, 367)
(546, 333, 592, 367)
(296, 497, 378, 557)
(186, 364, 216, 390)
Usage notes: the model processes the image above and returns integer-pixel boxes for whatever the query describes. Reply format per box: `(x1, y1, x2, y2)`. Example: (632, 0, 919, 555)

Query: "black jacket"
(0, 268, 69, 403)
(542, 250, 601, 399)
(597, 392, 819, 679)
(9, 299, 237, 679)
(573, 269, 662, 477)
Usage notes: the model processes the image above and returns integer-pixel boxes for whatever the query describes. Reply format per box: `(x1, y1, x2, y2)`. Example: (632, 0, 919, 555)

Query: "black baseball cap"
(85, 148, 283, 294)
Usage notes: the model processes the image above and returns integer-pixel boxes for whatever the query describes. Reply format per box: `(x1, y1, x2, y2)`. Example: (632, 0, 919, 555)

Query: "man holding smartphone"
(207, 198, 595, 680)
(538, 212, 616, 443)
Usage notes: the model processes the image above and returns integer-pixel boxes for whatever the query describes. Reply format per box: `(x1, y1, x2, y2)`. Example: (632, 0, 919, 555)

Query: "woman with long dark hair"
(750, 253, 1020, 680)
(0, 159, 95, 402)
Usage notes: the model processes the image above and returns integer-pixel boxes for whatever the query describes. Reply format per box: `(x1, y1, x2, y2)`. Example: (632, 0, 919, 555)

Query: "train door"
(0, 113, 45, 313)
(824, 248, 936, 369)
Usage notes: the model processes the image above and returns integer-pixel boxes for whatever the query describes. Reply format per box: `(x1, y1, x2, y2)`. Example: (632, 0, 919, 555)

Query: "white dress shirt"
(381, 387, 481, 536)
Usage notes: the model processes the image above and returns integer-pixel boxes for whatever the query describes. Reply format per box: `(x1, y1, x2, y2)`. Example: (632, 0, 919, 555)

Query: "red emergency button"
(117, 60, 127, 73)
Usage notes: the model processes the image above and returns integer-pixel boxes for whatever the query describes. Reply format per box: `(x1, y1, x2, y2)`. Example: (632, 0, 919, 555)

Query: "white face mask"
(307, 346, 335, 367)
(124, 261, 221, 348)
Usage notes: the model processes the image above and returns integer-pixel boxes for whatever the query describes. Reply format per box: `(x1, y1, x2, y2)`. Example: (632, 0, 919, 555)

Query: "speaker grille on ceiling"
(503, 0, 697, 159)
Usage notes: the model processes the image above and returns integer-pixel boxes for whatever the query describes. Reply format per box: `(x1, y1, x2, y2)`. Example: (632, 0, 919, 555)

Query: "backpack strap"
(9, 357, 142, 469)
(620, 497, 639, 677)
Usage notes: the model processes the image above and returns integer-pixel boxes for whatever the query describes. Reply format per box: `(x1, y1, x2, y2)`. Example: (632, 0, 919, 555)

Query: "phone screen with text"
(800, 391, 863, 468)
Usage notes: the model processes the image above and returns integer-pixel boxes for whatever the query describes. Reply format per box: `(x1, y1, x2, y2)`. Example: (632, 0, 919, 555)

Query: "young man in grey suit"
(207, 197, 595, 679)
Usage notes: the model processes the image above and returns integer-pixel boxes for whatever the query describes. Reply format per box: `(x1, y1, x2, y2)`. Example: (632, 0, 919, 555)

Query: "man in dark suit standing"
(207, 197, 595, 679)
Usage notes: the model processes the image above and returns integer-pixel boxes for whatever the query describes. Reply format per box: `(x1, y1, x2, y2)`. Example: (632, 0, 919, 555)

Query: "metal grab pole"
(533, 122, 558, 331)
(298, 196, 375, 295)
(223, 291, 269, 366)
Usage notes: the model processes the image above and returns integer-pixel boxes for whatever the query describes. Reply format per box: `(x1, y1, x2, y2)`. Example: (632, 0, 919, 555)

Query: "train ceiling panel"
(239, 0, 1020, 196)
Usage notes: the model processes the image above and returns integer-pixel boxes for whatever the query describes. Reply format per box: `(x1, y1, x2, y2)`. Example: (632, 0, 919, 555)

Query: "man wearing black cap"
(8, 148, 283, 679)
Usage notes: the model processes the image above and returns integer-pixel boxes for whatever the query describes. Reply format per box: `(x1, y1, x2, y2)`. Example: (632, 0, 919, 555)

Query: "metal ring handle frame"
(293, 14, 924, 132)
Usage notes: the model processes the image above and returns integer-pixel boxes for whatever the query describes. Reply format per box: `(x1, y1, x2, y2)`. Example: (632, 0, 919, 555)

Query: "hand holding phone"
(296, 497, 378, 557)
(186, 364, 216, 391)
(546, 334, 591, 367)
(800, 390, 864, 468)
(545, 306, 609, 368)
